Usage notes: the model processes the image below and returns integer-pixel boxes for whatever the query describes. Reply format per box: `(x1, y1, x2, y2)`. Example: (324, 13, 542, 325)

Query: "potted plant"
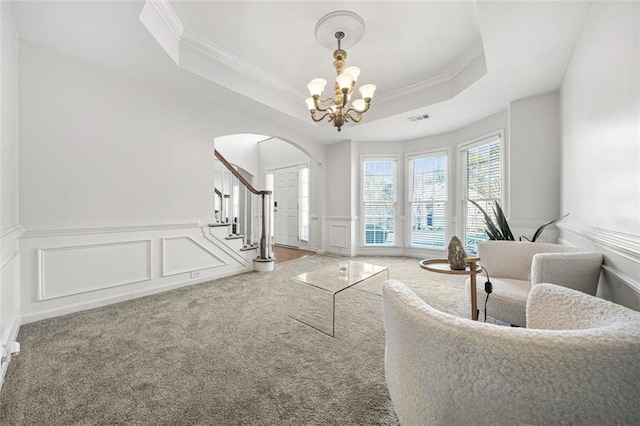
(467, 199, 569, 242)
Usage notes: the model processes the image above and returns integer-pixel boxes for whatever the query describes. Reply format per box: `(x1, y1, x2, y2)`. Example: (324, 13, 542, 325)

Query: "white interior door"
(274, 166, 299, 247)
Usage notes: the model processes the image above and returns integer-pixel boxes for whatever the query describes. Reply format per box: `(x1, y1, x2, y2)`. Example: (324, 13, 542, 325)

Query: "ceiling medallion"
(306, 11, 376, 132)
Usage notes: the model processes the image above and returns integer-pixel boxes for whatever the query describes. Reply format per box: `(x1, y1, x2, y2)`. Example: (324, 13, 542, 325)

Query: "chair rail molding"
(557, 221, 640, 264)
(0, 224, 25, 241)
(23, 221, 202, 238)
(1, 224, 24, 270)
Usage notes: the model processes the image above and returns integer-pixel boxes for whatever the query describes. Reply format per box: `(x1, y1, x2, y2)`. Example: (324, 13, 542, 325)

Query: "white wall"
(559, 1, 640, 309)
(323, 140, 357, 256)
(0, 1, 22, 389)
(214, 133, 264, 178)
(258, 138, 310, 174)
(16, 40, 326, 323)
(1, 3, 18, 232)
(20, 41, 217, 229)
(509, 91, 561, 242)
(325, 141, 353, 218)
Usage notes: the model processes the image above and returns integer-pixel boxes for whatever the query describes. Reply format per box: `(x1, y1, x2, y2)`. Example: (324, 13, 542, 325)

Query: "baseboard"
(21, 266, 251, 325)
(319, 246, 447, 259)
(0, 314, 22, 391)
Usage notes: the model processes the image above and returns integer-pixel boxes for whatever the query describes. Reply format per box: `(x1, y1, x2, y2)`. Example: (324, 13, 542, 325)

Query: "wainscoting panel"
(329, 225, 348, 249)
(38, 240, 152, 301)
(20, 224, 253, 324)
(162, 236, 227, 276)
(322, 217, 357, 256)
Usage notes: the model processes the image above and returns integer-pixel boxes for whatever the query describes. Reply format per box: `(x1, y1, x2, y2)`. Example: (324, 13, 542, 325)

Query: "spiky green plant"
(467, 199, 569, 242)
(467, 199, 514, 240)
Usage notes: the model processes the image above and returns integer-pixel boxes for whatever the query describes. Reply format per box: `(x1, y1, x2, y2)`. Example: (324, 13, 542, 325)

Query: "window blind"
(462, 137, 502, 253)
(362, 159, 396, 245)
(408, 153, 447, 249)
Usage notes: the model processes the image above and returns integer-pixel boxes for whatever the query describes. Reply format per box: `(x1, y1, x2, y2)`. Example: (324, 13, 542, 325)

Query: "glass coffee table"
(289, 260, 389, 337)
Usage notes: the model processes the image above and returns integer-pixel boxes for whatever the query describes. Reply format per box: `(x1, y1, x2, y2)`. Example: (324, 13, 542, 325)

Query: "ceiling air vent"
(407, 114, 430, 122)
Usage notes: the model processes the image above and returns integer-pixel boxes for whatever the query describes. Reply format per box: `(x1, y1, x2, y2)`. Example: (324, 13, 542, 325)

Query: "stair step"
(208, 223, 229, 228)
(225, 235, 244, 240)
(240, 244, 259, 252)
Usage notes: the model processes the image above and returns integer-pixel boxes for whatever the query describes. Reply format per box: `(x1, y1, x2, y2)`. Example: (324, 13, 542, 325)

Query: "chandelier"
(305, 21, 376, 132)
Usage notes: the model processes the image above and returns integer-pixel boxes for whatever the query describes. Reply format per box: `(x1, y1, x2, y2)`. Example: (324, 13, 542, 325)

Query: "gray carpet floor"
(0, 255, 473, 425)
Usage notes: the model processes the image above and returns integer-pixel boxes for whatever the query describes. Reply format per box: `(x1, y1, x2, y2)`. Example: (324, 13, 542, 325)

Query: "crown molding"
(143, 1, 302, 101)
(376, 41, 484, 104)
(449, 41, 484, 79)
(376, 72, 452, 104)
(142, 1, 485, 115)
(180, 30, 303, 101)
(147, 0, 184, 41)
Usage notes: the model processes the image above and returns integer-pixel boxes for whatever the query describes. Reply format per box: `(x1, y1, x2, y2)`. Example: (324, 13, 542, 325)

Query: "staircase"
(213, 150, 275, 271)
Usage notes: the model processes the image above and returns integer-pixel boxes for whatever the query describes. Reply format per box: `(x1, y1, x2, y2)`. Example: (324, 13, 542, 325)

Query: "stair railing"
(214, 149, 273, 260)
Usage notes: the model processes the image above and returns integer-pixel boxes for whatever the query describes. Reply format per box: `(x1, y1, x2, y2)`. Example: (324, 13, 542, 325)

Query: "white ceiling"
(169, 1, 482, 98)
(11, 0, 592, 145)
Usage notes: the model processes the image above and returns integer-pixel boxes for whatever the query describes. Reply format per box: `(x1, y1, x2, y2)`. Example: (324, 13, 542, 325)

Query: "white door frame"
(272, 165, 299, 247)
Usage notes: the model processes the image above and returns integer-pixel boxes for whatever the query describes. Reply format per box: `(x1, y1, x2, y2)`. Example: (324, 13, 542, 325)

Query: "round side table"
(419, 257, 482, 321)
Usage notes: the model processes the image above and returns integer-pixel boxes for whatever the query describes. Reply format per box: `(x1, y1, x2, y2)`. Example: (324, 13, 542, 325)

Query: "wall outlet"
(191, 270, 202, 279)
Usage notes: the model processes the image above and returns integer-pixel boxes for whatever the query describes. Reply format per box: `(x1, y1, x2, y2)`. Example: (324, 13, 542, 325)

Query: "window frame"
(458, 130, 507, 253)
(360, 155, 399, 247)
(406, 148, 451, 251)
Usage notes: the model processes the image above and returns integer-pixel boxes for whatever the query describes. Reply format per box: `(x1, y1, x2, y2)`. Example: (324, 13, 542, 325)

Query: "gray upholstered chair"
(466, 241, 603, 326)
(382, 280, 640, 426)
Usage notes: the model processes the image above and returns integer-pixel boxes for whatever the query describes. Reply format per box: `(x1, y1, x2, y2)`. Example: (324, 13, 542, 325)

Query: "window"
(299, 167, 309, 242)
(461, 135, 503, 253)
(408, 151, 447, 249)
(362, 158, 396, 246)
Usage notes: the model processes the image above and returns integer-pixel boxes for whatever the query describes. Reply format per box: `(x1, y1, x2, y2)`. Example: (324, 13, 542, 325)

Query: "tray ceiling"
(12, 0, 592, 144)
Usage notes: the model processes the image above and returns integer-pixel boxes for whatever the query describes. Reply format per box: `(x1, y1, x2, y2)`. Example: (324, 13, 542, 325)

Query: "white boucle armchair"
(466, 241, 603, 326)
(382, 280, 640, 426)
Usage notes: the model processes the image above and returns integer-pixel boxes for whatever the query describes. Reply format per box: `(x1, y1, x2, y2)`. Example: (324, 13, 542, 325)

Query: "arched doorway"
(214, 133, 319, 253)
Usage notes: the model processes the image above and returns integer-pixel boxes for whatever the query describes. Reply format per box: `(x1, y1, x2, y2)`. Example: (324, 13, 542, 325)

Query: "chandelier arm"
(310, 110, 333, 123)
(314, 96, 337, 112)
(315, 104, 336, 113)
(344, 110, 363, 123)
(347, 98, 372, 115)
